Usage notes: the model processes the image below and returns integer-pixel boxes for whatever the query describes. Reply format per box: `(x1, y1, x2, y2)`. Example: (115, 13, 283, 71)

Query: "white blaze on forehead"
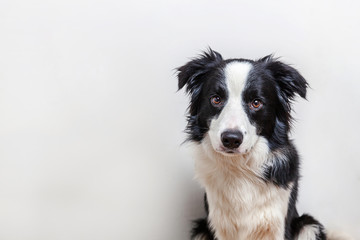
(225, 61, 253, 97)
(221, 61, 253, 133)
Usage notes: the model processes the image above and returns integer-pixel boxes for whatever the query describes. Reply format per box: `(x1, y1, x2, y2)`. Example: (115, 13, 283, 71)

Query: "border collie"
(177, 49, 340, 240)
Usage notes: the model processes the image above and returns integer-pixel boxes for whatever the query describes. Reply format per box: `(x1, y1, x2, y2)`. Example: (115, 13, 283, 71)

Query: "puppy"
(177, 49, 327, 240)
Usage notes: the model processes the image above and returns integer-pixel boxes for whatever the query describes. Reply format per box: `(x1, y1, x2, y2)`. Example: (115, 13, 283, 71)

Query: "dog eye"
(210, 95, 222, 106)
(250, 99, 263, 110)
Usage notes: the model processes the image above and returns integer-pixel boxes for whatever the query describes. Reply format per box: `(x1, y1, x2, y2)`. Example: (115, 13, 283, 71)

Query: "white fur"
(296, 224, 320, 240)
(208, 62, 257, 155)
(194, 136, 292, 240)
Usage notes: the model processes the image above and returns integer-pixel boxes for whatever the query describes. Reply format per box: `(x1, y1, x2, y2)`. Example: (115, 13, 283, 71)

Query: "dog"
(177, 49, 334, 240)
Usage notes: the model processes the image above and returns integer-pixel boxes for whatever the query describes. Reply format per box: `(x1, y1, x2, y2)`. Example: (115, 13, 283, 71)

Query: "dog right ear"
(177, 48, 223, 92)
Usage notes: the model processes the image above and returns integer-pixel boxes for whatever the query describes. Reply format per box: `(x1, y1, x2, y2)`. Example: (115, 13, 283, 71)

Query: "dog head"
(177, 49, 307, 156)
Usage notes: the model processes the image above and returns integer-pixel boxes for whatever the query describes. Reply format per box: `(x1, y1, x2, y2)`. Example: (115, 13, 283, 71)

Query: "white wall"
(0, 0, 359, 239)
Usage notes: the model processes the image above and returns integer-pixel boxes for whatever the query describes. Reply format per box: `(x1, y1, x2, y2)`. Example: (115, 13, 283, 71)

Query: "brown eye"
(211, 95, 222, 106)
(251, 99, 263, 110)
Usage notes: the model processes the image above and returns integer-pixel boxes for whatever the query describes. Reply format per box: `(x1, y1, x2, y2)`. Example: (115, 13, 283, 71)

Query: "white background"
(0, 0, 359, 239)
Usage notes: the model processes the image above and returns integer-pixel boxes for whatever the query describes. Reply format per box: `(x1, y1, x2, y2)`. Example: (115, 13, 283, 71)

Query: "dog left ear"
(177, 48, 223, 91)
(262, 56, 308, 101)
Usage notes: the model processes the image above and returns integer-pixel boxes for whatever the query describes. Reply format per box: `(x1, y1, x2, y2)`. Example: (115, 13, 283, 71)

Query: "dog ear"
(177, 48, 223, 91)
(261, 56, 308, 101)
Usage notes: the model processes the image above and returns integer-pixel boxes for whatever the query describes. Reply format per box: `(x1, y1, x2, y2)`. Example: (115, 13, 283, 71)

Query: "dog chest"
(197, 163, 291, 240)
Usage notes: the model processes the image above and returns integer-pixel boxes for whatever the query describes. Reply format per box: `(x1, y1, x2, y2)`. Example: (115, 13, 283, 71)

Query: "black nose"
(221, 130, 243, 149)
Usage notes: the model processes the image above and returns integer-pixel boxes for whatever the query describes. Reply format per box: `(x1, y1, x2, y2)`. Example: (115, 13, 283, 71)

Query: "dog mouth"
(225, 149, 236, 154)
(217, 146, 242, 155)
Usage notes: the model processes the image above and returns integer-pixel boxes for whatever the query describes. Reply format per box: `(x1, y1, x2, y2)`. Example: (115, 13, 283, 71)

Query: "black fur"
(178, 49, 326, 240)
(191, 194, 215, 240)
(263, 143, 300, 188)
(177, 49, 225, 142)
(291, 214, 326, 240)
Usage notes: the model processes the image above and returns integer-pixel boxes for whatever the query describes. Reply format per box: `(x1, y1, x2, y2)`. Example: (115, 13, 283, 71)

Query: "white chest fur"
(193, 138, 292, 240)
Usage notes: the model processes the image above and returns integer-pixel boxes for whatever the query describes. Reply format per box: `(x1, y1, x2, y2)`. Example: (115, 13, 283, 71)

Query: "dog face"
(177, 49, 307, 156)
